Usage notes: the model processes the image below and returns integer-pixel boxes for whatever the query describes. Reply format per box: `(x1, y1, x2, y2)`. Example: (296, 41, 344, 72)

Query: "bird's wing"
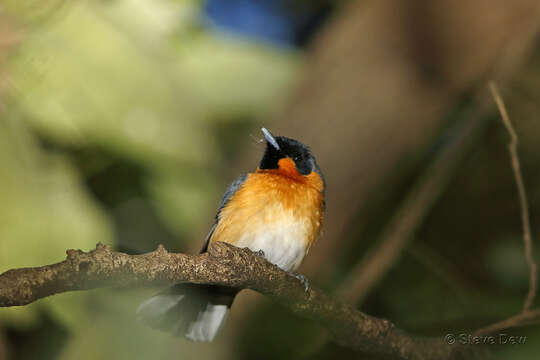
(200, 173, 248, 253)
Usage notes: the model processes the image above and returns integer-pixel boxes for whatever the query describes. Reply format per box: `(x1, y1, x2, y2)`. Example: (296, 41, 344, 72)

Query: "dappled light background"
(2, 0, 540, 359)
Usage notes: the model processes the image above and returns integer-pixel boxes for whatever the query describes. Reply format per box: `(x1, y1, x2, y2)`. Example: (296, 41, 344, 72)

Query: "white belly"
(233, 217, 309, 272)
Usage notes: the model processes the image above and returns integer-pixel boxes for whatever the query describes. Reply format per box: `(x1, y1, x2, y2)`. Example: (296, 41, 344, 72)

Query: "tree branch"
(467, 82, 540, 337)
(489, 81, 537, 311)
(0, 242, 472, 360)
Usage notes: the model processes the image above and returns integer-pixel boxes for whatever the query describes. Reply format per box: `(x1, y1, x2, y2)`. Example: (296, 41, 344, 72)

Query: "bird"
(136, 127, 325, 342)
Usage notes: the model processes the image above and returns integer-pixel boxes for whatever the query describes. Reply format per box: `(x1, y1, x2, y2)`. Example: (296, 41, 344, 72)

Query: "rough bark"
(0, 242, 475, 360)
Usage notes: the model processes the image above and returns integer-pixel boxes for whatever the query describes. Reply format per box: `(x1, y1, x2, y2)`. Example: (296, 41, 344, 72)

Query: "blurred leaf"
(0, 118, 113, 328)
(8, 0, 207, 166)
(173, 33, 300, 118)
(144, 165, 221, 241)
(7, 0, 298, 169)
(6, 0, 299, 246)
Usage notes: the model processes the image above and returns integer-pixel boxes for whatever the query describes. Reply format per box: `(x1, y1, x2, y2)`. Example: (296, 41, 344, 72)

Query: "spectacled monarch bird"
(137, 128, 325, 341)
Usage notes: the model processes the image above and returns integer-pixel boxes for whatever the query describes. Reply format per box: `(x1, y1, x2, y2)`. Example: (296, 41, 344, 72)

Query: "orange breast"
(209, 168, 324, 254)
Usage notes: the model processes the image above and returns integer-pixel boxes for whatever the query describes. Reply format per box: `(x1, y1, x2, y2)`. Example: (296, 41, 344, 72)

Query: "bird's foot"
(253, 249, 265, 258)
(290, 273, 310, 292)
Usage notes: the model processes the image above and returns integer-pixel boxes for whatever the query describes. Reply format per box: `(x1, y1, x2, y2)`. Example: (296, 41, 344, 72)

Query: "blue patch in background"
(202, 0, 333, 47)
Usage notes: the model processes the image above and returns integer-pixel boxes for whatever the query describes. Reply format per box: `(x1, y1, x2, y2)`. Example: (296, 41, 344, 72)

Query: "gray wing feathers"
(200, 174, 247, 253)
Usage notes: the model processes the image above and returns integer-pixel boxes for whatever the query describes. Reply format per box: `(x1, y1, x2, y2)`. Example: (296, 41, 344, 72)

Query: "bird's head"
(258, 128, 324, 186)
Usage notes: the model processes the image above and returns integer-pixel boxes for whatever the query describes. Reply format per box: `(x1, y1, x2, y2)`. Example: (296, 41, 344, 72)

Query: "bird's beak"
(261, 128, 280, 151)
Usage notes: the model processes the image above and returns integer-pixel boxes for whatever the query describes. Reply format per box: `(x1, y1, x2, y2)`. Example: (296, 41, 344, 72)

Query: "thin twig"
(475, 308, 540, 336)
(336, 111, 488, 305)
(489, 81, 537, 311)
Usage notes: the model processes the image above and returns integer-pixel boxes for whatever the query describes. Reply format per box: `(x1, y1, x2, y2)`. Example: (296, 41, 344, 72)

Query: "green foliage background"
(1, 1, 299, 358)
(2, 1, 540, 360)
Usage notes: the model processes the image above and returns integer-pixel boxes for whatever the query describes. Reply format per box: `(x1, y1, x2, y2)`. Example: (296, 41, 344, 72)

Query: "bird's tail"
(137, 284, 237, 342)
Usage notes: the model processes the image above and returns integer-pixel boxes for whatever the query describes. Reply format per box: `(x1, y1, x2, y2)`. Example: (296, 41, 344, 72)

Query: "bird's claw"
(291, 273, 310, 292)
(253, 249, 265, 258)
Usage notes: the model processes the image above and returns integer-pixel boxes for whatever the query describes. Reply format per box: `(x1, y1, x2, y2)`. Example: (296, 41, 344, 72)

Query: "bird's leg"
(289, 272, 310, 292)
